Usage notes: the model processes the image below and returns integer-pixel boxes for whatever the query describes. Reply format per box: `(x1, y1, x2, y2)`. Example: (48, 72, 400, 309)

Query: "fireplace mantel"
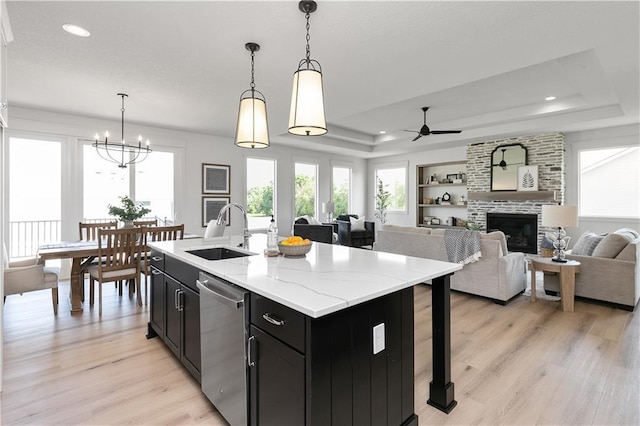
(468, 191, 557, 201)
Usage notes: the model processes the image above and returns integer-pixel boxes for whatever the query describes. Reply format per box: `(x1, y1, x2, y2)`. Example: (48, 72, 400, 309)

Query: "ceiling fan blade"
(412, 134, 422, 142)
(403, 129, 419, 133)
(430, 130, 462, 134)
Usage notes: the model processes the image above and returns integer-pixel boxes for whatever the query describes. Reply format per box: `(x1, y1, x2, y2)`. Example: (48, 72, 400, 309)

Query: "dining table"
(38, 240, 101, 313)
(38, 233, 201, 313)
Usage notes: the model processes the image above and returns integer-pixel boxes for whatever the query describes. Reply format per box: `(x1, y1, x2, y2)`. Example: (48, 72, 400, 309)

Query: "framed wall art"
(517, 165, 539, 191)
(202, 196, 230, 227)
(202, 163, 230, 195)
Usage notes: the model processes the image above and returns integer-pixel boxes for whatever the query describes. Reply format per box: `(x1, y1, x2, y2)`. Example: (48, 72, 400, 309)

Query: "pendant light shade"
(235, 42, 270, 149)
(289, 67, 326, 136)
(288, 1, 327, 136)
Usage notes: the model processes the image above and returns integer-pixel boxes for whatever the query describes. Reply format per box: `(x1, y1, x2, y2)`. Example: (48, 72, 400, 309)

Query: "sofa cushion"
(572, 232, 604, 256)
(592, 233, 632, 258)
(350, 216, 366, 231)
(614, 228, 640, 241)
(481, 231, 508, 256)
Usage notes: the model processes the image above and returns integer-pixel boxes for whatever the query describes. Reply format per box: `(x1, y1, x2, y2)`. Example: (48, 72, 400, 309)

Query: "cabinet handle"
(177, 290, 184, 311)
(247, 336, 255, 367)
(262, 313, 285, 326)
(151, 269, 162, 275)
(174, 289, 180, 310)
(151, 256, 162, 262)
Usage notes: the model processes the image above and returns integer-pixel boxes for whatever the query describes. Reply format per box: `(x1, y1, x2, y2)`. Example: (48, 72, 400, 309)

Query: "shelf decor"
(517, 165, 539, 191)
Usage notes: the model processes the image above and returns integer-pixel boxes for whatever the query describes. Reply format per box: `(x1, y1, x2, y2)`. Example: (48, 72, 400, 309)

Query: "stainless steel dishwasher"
(197, 272, 248, 426)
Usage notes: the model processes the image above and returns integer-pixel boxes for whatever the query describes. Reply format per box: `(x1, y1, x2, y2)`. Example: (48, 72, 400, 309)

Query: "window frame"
(374, 161, 409, 214)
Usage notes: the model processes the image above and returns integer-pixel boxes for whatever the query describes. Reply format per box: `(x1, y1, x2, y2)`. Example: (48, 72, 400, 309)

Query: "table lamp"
(541, 204, 578, 263)
(322, 201, 335, 223)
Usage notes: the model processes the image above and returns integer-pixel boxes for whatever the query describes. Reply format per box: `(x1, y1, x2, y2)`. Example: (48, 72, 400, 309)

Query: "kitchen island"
(147, 234, 462, 425)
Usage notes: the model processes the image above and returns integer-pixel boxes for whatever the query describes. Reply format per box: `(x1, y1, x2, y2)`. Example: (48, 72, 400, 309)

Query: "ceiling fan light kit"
(235, 42, 270, 149)
(404, 106, 462, 141)
(288, 0, 328, 136)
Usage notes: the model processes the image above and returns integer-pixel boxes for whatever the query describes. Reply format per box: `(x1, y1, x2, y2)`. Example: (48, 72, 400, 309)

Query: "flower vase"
(121, 220, 134, 229)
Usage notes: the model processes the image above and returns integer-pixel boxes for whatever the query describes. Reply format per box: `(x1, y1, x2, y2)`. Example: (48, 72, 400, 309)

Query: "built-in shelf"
(417, 204, 467, 208)
(467, 191, 557, 201)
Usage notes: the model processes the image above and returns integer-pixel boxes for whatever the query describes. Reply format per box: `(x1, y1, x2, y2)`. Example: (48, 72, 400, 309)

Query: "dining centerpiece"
(108, 195, 151, 228)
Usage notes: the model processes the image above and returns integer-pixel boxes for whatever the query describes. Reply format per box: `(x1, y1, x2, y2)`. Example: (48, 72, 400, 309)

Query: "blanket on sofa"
(444, 229, 482, 264)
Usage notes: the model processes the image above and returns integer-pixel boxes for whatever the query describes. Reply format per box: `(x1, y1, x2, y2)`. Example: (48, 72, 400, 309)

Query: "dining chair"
(88, 228, 144, 316)
(141, 224, 184, 305)
(134, 218, 158, 227)
(3, 243, 60, 315)
(79, 221, 118, 241)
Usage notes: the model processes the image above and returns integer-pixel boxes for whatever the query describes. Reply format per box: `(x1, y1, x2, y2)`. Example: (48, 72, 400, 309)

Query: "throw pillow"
(571, 232, 604, 256)
(350, 216, 366, 231)
(592, 233, 632, 258)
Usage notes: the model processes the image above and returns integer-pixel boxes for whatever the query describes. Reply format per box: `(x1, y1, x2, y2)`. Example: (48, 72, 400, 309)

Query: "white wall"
(4, 106, 367, 239)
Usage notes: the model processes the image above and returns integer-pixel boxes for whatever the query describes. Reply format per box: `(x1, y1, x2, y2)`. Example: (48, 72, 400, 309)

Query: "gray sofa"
(374, 225, 526, 303)
(544, 228, 640, 310)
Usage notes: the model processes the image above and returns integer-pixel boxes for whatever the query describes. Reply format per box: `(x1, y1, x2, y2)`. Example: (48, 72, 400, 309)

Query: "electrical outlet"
(373, 323, 385, 354)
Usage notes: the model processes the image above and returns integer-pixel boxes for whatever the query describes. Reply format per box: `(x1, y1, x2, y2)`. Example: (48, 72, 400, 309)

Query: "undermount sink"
(186, 247, 253, 261)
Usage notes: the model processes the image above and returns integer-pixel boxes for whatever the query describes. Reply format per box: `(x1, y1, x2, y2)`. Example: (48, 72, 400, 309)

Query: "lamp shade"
(541, 205, 578, 228)
(288, 68, 327, 136)
(322, 201, 335, 214)
(235, 95, 269, 149)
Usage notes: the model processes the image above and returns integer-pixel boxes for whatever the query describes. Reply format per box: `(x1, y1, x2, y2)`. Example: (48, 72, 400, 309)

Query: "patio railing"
(9, 219, 62, 259)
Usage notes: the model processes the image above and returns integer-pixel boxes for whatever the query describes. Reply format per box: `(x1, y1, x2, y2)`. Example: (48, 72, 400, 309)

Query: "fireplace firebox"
(486, 213, 538, 254)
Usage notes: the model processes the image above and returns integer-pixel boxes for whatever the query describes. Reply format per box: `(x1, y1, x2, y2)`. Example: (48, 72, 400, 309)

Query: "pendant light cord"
(120, 94, 126, 143)
(250, 48, 256, 93)
(305, 11, 311, 66)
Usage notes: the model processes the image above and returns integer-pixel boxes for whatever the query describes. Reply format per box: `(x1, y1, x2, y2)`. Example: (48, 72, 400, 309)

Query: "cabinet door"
(149, 266, 164, 335)
(163, 274, 181, 357)
(249, 326, 304, 426)
(181, 284, 201, 380)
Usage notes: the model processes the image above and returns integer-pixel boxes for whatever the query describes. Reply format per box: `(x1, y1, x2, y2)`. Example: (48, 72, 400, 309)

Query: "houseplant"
(108, 196, 151, 227)
(374, 176, 391, 225)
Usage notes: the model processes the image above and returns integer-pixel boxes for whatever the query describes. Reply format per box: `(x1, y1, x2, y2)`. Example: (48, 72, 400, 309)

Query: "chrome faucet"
(216, 203, 251, 249)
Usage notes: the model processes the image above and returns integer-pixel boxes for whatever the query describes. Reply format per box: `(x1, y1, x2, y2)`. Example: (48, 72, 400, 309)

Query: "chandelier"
(92, 93, 151, 168)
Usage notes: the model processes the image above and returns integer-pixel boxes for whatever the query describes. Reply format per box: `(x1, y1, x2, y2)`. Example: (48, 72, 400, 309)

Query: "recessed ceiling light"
(545, 96, 556, 101)
(379, 131, 386, 134)
(63, 24, 90, 37)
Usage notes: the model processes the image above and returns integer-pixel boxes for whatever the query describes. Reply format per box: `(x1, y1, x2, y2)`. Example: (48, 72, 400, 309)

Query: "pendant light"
(288, 0, 327, 136)
(235, 42, 270, 149)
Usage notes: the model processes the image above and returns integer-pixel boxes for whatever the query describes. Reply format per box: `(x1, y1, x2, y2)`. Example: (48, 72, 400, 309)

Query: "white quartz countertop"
(148, 234, 462, 318)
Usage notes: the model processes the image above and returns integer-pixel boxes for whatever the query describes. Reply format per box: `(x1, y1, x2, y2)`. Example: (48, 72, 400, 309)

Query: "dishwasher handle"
(196, 276, 246, 309)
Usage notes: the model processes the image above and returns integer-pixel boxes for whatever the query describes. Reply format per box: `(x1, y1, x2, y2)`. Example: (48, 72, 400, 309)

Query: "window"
(83, 144, 130, 220)
(332, 166, 351, 217)
(135, 151, 175, 222)
(579, 146, 639, 218)
(83, 145, 175, 222)
(9, 137, 62, 257)
(375, 166, 407, 212)
(246, 157, 275, 230)
(294, 162, 317, 217)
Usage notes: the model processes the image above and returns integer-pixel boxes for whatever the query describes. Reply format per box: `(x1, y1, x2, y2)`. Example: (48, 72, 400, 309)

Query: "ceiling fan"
(404, 106, 462, 141)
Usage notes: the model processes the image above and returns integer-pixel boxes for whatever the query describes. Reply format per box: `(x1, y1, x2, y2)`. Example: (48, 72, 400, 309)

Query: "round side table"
(529, 257, 581, 312)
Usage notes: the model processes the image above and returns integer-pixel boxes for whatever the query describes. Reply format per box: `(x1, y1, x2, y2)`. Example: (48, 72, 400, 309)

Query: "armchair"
(336, 214, 375, 248)
(3, 244, 60, 314)
(293, 217, 335, 244)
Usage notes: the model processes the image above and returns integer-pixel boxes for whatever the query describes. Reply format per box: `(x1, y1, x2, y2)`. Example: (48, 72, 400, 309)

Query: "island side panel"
(306, 287, 416, 425)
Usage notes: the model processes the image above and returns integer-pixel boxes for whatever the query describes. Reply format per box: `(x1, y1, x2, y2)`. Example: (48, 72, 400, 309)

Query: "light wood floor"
(1, 278, 638, 425)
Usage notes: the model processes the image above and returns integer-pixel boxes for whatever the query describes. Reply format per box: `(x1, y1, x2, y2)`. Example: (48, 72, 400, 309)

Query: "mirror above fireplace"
(490, 143, 527, 191)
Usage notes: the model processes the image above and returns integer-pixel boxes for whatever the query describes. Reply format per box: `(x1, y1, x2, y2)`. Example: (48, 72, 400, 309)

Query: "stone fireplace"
(465, 133, 566, 254)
